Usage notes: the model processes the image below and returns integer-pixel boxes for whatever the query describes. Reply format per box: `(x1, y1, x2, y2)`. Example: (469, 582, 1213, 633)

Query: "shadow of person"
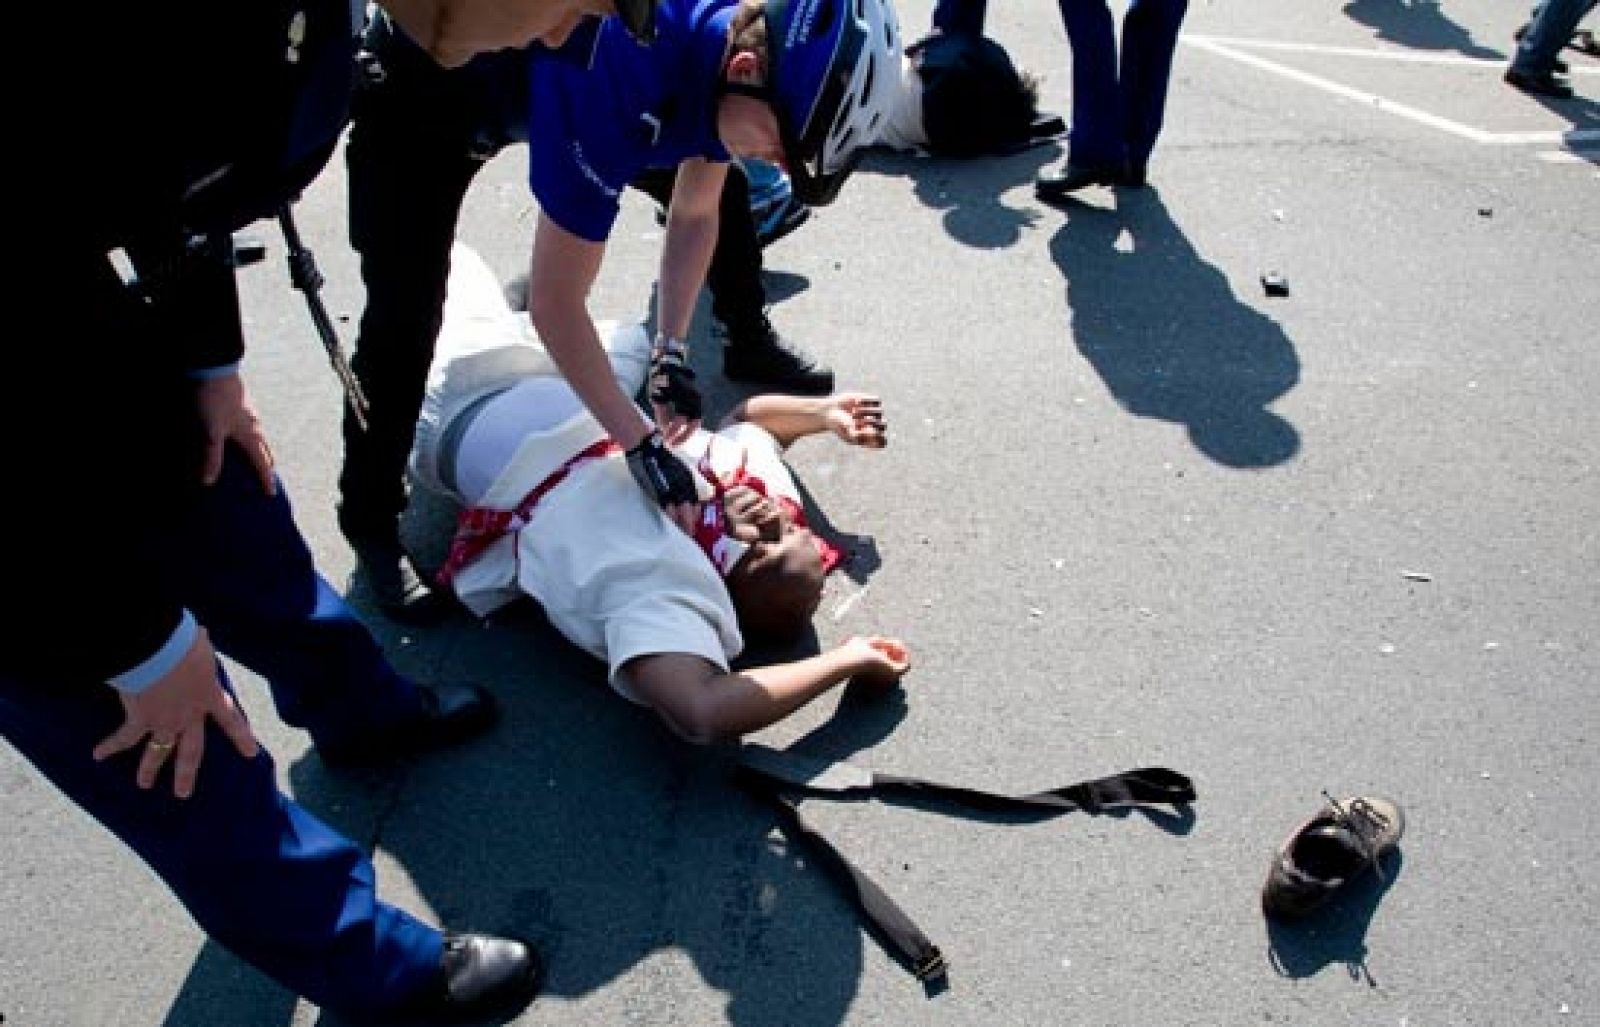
(1511, 90, 1600, 165)
(1566, 120, 1600, 165)
(161, 939, 300, 1025)
(1341, 0, 1504, 59)
(264, 612, 872, 1027)
(760, 267, 812, 305)
(1047, 188, 1302, 468)
(861, 144, 1062, 250)
(158, 585, 880, 1026)
(1264, 849, 1406, 985)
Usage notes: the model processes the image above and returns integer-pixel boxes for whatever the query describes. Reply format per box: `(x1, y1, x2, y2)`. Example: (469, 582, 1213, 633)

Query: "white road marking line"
(1182, 35, 1597, 146)
(831, 583, 871, 621)
(1538, 149, 1600, 163)
(1185, 34, 1600, 74)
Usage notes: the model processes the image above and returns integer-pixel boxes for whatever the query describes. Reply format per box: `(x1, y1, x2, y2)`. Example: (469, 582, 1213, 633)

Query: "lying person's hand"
(840, 635, 911, 694)
(825, 393, 887, 449)
(723, 484, 783, 542)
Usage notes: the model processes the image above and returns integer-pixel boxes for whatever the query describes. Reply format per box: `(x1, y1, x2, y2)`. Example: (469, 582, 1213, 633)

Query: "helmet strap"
(717, 80, 771, 102)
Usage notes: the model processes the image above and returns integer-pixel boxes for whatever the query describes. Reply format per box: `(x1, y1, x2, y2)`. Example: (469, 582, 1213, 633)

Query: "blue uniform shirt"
(527, 0, 737, 242)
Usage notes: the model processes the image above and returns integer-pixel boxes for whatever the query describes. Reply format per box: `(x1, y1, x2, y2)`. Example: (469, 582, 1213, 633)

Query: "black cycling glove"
(648, 336, 703, 422)
(626, 429, 699, 509)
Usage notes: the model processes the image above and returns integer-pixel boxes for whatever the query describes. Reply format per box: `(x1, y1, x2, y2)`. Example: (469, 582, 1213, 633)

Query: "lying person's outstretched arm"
(625, 636, 909, 745)
(722, 392, 888, 450)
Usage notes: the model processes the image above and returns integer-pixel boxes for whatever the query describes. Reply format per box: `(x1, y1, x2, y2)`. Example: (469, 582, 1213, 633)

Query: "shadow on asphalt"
(1045, 186, 1302, 469)
(1264, 848, 1406, 986)
(163, 627, 891, 1026)
(159, 446, 910, 1026)
(1341, 0, 1504, 60)
(1525, 93, 1600, 166)
(861, 143, 1064, 251)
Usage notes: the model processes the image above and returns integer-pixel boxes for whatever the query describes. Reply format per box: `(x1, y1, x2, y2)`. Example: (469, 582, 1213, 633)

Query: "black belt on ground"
(733, 744, 1197, 986)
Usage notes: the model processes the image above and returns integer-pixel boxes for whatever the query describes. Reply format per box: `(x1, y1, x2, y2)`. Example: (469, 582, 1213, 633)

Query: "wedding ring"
(147, 738, 176, 752)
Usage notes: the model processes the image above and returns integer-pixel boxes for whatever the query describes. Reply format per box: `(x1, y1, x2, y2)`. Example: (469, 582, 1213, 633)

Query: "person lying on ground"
(411, 244, 908, 744)
(875, 0, 1064, 158)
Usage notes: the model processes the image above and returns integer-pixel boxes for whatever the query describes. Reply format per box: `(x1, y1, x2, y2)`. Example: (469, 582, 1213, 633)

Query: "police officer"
(337, 0, 855, 621)
(5, 0, 659, 1019)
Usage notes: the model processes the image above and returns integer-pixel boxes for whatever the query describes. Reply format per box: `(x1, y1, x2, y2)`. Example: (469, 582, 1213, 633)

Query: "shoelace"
(1321, 791, 1391, 882)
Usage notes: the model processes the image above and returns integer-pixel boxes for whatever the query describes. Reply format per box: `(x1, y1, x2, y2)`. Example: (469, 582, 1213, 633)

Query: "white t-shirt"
(413, 242, 801, 703)
(874, 56, 928, 153)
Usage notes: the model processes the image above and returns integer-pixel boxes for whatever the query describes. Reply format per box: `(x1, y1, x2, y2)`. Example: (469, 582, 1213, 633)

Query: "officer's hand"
(196, 372, 276, 494)
(92, 627, 260, 799)
(626, 429, 701, 533)
(648, 339, 702, 446)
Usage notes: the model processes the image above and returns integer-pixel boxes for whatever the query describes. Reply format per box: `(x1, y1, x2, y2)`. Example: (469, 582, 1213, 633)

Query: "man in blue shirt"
(340, 0, 903, 621)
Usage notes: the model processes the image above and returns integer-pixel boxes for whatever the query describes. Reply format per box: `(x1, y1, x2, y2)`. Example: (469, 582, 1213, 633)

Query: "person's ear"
(725, 49, 763, 86)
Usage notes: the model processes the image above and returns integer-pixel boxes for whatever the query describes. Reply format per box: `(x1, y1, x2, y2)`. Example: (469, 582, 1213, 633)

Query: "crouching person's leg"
(0, 673, 542, 1021)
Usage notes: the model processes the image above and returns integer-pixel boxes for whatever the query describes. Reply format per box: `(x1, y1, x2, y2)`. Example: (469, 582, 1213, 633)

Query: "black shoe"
(1504, 67, 1574, 99)
(320, 684, 500, 767)
(345, 527, 455, 625)
(1262, 794, 1405, 920)
(397, 933, 542, 1023)
(1035, 161, 1120, 200)
(722, 319, 835, 394)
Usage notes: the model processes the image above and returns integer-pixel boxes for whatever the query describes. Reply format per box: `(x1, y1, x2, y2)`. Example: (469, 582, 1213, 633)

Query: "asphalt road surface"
(4, 1, 1596, 1023)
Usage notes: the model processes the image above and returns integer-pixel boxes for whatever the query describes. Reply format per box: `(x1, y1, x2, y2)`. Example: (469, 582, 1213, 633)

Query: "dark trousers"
(339, 23, 769, 533)
(631, 166, 767, 339)
(0, 450, 439, 1015)
(1057, 0, 1189, 168)
(1511, 0, 1598, 73)
(932, 0, 988, 36)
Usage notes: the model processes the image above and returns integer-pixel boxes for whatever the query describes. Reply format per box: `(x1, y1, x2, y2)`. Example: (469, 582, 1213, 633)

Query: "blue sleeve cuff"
(109, 612, 197, 694)
(188, 362, 240, 382)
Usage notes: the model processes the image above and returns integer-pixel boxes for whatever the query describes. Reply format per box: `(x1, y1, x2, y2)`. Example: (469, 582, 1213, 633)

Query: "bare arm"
(624, 636, 910, 744)
(527, 214, 655, 451)
(657, 158, 727, 343)
(721, 392, 888, 450)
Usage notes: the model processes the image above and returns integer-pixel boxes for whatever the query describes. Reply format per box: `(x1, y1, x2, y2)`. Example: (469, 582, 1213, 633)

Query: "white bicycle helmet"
(762, 0, 903, 205)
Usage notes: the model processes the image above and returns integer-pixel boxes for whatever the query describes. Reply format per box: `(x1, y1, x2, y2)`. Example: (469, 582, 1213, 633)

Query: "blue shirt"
(527, 0, 736, 242)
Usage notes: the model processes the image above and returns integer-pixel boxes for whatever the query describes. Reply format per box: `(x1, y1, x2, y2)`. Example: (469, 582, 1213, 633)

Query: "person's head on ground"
(713, 0, 903, 205)
(380, 0, 661, 66)
(721, 485, 827, 641)
(910, 29, 1050, 157)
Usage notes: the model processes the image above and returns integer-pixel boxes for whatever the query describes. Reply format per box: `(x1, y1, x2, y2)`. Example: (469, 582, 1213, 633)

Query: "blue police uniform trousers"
(1511, 0, 1597, 75)
(1057, 0, 1189, 169)
(932, 0, 989, 36)
(0, 451, 442, 1015)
